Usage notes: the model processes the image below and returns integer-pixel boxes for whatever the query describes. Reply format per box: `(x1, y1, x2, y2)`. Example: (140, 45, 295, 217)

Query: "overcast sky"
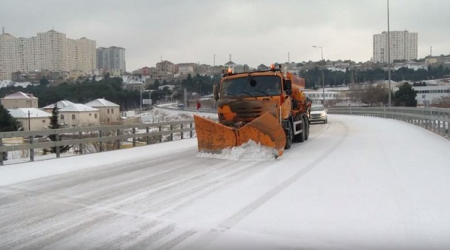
(2, 0, 449, 71)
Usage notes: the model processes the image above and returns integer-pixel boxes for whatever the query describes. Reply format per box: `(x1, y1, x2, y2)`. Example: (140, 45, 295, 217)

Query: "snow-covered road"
(1, 115, 450, 250)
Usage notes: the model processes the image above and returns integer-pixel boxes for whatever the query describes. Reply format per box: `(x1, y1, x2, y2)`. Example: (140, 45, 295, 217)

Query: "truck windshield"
(222, 76, 281, 97)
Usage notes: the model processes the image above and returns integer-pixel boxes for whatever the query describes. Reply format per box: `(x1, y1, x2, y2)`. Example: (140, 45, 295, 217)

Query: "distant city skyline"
(2, 0, 450, 71)
(0, 30, 96, 80)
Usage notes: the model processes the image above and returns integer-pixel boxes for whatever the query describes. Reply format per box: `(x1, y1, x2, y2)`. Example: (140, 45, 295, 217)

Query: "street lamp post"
(313, 45, 325, 105)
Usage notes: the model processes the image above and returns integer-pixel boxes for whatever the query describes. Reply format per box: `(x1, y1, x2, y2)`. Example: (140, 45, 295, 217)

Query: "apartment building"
(0, 29, 96, 80)
(156, 60, 177, 73)
(176, 63, 197, 75)
(0, 32, 18, 80)
(96, 46, 126, 74)
(373, 30, 418, 63)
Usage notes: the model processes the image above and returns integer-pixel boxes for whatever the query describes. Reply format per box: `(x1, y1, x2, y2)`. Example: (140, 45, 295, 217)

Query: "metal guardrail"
(0, 120, 195, 165)
(328, 107, 450, 139)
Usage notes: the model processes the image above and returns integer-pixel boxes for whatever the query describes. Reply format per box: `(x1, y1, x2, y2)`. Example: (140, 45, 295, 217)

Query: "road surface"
(1, 115, 450, 250)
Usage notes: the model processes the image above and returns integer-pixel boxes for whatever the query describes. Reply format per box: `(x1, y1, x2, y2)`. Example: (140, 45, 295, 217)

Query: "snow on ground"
(197, 140, 278, 162)
(1, 112, 450, 249)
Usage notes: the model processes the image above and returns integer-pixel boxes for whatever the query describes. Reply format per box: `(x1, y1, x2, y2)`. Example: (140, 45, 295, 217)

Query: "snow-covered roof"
(43, 100, 76, 109)
(158, 84, 175, 90)
(14, 82, 31, 88)
(85, 98, 119, 107)
(8, 108, 50, 118)
(3, 91, 37, 99)
(59, 104, 98, 112)
(126, 80, 144, 85)
(0, 80, 13, 89)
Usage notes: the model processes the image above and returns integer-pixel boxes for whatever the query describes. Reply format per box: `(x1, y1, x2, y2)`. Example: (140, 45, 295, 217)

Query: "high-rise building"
(0, 29, 96, 80)
(96, 46, 126, 73)
(373, 30, 418, 63)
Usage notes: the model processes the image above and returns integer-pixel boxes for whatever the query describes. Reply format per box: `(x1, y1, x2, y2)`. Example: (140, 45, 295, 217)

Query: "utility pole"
(28, 110, 31, 131)
(140, 88, 142, 110)
(387, 0, 392, 107)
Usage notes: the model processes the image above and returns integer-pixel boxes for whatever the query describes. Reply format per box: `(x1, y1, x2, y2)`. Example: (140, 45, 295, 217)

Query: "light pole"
(140, 88, 143, 110)
(313, 45, 325, 105)
(387, 0, 392, 107)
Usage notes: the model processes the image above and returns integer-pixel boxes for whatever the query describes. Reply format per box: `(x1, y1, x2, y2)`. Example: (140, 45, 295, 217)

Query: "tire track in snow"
(185, 121, 349, 249)
(108, 158, 243, 211)
(91, 220, 161, 250)
(11, 151, 195, 194)
(123, 224, 176, 250)
(140, 161, 263, 214)
(1, 210, 116, 250)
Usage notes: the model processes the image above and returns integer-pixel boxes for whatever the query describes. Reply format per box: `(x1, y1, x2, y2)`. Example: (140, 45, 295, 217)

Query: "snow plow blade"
(193, 112, 286, 157)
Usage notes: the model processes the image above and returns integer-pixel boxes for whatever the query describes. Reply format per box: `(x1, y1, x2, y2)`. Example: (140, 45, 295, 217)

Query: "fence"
(0, 120, 195, 165)
(328, 107, 450, 139)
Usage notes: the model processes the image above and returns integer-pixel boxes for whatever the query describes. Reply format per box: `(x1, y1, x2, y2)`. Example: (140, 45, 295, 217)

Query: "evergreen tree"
(39, 78, 50, 86)
(48, 105, 71, 153)
(0, 104, 19, 161)
(393, 82, 417, 107)
(153, 79, 161, 90)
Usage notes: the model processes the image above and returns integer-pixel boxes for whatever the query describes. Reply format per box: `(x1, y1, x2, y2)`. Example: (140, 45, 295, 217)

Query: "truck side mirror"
(213, 84, 219, 101)
(284, 80, 292, 95)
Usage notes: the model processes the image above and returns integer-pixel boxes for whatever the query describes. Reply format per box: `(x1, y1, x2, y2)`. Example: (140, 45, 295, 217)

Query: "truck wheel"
(285, 122, 293, 149)
(304, 117, 309, 140)
(298, 120, 305, 143)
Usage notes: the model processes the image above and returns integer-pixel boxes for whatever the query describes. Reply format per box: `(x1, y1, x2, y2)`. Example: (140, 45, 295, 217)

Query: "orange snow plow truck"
(193, 65, 311, 157)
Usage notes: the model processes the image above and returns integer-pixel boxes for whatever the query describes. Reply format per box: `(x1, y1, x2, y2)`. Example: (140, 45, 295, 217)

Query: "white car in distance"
(310, 105, 328, 123)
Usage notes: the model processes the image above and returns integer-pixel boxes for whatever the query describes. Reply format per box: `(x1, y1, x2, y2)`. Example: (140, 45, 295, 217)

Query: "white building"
(1, 91, 39, 109)
(8, 108, 51, 131)
(0, 29, 96, 80)
(373, 30, 418, 63)
(177, 65, 195, 75)
(409, 85, 450, 106)
(303, 89, 341, 105)
(85, 98, 120, 124)
(96, 46, 126, 74)
(59, 104, 100, 127)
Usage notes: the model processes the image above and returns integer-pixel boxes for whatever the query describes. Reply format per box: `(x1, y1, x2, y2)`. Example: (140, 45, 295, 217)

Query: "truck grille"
(235, 106, 263, 120)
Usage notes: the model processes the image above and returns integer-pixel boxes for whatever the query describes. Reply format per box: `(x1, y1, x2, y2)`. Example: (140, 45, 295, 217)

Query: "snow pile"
(139, 106, 215, 123)
(140, 108, 193, 123)
(197, 140, 278, 161)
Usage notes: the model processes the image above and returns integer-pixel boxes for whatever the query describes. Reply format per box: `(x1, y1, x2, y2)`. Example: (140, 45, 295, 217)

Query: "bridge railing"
(0, 120, 195, 166)
(328, 107, 450, 139)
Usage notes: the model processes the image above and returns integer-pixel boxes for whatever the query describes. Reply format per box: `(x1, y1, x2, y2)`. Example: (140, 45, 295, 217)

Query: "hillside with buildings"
(2, 28, 450, 121)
